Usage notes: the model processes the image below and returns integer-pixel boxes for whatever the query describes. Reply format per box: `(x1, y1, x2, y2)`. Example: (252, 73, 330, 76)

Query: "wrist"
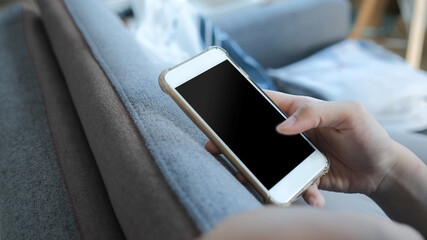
(369, 140, 427, 238)
(370, 140, 424, 203)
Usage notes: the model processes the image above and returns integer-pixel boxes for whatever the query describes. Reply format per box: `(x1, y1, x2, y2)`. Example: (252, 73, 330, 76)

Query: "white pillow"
(268, 40, 427, 132)
(130, 0, 203, 66)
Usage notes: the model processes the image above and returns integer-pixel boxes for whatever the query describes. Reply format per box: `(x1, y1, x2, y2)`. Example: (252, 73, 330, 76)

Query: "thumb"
(276, 100, 364, 135)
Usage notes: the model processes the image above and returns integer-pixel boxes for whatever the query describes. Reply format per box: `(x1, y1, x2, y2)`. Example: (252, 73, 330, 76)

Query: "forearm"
(371, 140, 427, 238)
(201, 207, 421, 240)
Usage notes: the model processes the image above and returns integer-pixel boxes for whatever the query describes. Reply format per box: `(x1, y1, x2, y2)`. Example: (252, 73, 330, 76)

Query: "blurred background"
(2, 0, 427, 70)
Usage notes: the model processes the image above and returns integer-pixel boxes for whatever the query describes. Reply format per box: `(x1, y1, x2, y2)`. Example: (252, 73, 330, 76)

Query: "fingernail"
(309, 197, 318, 207)
(277, 115, 296, 131)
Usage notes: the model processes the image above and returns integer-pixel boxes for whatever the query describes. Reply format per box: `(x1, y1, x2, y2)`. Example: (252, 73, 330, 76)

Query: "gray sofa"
(1, 0, 426, 239)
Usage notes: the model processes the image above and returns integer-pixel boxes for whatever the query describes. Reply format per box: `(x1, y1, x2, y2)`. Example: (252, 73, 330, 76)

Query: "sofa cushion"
(37, 0, 211, 239)
(0, 3, 125, 239)
(268, 39, 427, 132)
(214, 0, 351, 68)
(37, 0, 262, 238)
(20, 3, 125, 239)
(0, 4, 80, 239)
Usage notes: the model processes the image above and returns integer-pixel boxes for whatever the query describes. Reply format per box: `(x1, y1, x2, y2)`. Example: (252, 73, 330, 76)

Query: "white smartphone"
(159, 47, 329, 206)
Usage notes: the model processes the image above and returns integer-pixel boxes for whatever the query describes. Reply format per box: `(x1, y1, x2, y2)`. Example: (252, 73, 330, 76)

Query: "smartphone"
(158, 47, 329, 206)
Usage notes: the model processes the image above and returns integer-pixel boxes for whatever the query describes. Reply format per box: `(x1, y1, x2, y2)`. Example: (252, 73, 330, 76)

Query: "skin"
(202, 90, 427, 240)
(201, 207, 421, 240)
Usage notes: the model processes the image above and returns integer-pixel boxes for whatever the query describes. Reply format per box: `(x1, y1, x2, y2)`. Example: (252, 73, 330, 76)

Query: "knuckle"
(302, 96, 322, 103)
(345, 100, 367, 114)
(298, 102, 316, 115)
(297, 102, 322, 128)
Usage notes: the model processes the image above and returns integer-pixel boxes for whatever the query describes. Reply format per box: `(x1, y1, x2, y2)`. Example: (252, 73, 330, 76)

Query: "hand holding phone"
(159, 47, 328, 206)
(221, 89, 405, 208)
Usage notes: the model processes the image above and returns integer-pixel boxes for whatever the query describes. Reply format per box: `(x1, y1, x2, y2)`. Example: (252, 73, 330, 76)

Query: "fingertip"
(316, 194, 325, 208)
(302, 187, 315, 205)
(276, 116, 296, 134)
(308, 196, 318, 207)
(308, 195, 325, 208)
(235, 172, 248, 184)
(205, 140, 221, 155)
(303, 184, 325, 208)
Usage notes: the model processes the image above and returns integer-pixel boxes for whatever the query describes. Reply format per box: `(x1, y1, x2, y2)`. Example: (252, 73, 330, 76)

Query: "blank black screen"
(176, 60, 314, 189)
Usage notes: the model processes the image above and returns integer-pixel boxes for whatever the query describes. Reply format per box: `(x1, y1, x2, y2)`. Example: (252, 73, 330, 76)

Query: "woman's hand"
(205, 90, 427, 237)
(205, 90, 400, 207)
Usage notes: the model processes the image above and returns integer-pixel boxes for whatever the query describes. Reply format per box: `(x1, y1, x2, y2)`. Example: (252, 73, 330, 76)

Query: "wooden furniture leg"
(406, 0, 427, 68)
(350, 0, 388, 38)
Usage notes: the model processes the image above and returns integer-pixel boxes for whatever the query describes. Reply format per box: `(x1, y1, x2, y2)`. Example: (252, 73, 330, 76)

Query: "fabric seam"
(59, 0, 201, 235)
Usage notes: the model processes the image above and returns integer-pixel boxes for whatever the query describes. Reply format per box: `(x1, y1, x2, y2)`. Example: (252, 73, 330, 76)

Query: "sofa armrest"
(213, 0, 351, 68)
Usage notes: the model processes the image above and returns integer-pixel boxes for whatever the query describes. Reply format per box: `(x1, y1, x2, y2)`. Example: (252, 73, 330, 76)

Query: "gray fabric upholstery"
(37, 0, 200, 239)
(419, 129, 427, 135)
(21, 3, 125, 239)
(5, 0, 421, 238)
(214, 0, 351, 68)
(60, 0, 262, 234)
(0, 4, 80, 239)
(53, 0, 423, 235)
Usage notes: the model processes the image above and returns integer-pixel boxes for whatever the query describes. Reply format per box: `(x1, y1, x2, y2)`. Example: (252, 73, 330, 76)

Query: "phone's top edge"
(161, 47, 229, 89)
(169, 46, 227, 75)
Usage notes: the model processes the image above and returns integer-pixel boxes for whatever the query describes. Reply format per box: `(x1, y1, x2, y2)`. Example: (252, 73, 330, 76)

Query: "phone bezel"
(159, 47, 329, 206)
